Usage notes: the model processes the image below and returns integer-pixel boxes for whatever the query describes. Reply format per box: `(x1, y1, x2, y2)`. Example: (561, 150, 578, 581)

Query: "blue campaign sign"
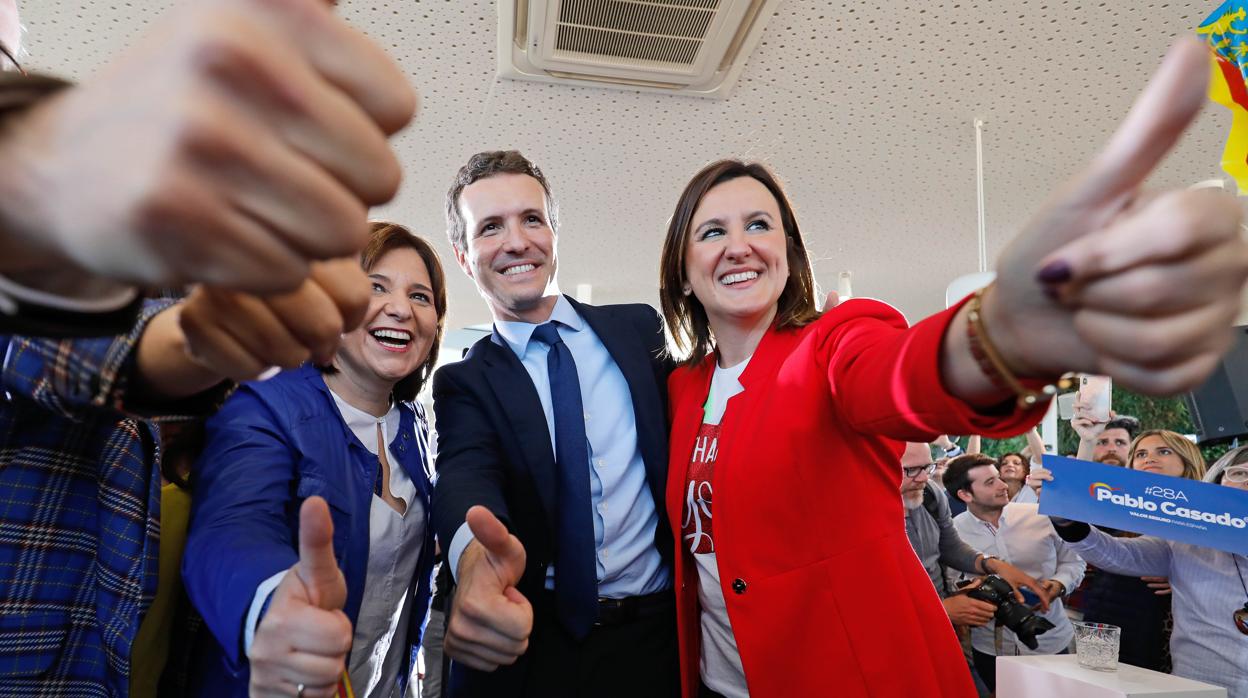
(1037, 455, 1248, 556)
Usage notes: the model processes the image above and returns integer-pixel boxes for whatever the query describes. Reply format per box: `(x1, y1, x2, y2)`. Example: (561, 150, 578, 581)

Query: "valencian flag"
(1199, 1, 1248, 192)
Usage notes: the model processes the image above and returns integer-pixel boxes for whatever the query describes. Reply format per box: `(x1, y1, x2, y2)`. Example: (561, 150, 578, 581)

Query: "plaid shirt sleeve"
(0, 297, 231, 691)
(0, 298, 229, 421)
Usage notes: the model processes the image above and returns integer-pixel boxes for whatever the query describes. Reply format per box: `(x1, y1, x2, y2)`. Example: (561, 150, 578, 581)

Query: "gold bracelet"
(965, 285, 1073, 408)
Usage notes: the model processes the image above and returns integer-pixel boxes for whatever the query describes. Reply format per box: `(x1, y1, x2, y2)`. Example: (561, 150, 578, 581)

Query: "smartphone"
(1079, 374, 1112, 423)
(1057, 392, 1077, 420)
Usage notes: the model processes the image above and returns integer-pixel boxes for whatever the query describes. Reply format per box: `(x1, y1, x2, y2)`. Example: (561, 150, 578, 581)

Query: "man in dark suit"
(431, 151, 678, 697)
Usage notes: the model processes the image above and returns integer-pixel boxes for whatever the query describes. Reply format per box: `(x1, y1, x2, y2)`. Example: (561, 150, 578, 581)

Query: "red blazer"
(665, 298, 1045, 697)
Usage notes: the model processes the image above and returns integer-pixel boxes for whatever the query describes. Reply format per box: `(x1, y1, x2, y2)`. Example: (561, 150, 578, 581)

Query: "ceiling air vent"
(499, 0, 782, 98)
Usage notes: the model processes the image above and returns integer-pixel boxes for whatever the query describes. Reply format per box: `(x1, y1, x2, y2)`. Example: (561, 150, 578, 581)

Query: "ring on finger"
(296, 684, 306, 698)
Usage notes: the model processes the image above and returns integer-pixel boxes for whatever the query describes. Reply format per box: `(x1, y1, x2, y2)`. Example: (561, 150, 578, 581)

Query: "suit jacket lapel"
(480, 336, 558, 533)
(570, 298, 669, 507)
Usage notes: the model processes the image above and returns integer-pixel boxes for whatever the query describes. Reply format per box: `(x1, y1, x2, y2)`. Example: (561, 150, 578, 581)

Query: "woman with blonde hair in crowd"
(1037, 428, 1206, 673)
(1129, 429, 1207, 481)
(1052, 443, 1248, 697)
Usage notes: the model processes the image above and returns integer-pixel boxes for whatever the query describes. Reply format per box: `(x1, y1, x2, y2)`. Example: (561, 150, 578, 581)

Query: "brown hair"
(999, 452, 1031, 480)
(445, 150, 559, 254)
(1128, 429, 1207, 481)
(321, 221, 448, 402)
(659, 160, 821, 365)
(942, 453, 999, 503)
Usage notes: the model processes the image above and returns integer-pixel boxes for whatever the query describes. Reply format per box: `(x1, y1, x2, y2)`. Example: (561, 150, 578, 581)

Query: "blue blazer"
(183, 364, 436, 697)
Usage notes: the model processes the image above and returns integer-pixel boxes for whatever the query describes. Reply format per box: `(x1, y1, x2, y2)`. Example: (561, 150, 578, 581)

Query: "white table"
(996, 655, 1227, 698)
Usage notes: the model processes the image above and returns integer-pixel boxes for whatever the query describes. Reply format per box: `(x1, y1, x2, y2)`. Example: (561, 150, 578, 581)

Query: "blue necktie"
(532, 322, 597, 638)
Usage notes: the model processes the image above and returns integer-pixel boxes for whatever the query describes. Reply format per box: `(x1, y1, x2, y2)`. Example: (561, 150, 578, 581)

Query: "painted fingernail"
(1036, 260, 1072, 284)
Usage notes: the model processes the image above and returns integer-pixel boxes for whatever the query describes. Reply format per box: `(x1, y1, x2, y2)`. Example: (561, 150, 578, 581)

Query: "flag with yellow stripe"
(1199, 1, 1248, 192)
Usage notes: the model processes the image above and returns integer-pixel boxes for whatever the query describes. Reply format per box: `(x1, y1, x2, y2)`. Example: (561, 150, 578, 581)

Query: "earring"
(682, 283, 692, 296)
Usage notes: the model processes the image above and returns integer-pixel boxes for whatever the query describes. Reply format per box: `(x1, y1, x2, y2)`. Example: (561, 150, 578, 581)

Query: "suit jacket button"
(732, 578, 747, 594)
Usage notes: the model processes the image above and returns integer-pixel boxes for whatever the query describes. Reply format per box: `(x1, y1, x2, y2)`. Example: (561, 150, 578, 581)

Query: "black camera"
(963, 574, 1055, 650)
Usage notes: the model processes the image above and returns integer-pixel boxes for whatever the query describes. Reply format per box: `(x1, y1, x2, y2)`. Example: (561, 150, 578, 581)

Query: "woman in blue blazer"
(183, 222, 447, 697)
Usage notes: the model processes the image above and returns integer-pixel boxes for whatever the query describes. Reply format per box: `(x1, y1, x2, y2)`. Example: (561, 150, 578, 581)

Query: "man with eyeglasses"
(900, 443, 1048, 619)
(900, 442, 1049, 696)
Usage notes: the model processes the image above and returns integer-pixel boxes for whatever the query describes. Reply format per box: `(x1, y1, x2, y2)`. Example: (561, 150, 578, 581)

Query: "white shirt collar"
(492, 294, 585, 360)
(325, 382, 399, 454)
(973, 504, 1011, 531)
(324, 380, 416, 501)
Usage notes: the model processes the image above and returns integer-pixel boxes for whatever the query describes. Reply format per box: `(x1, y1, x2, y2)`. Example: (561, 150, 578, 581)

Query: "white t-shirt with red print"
(682, 356, 749, 698)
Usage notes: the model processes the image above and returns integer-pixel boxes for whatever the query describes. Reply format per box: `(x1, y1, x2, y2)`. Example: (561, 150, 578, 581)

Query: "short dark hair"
(943, 454, 997, 502)
(319, 221, 448, 402)
(1103, 415, 1141, 441)
(658, 159, 822, 365)
(445, 150, 559, 254)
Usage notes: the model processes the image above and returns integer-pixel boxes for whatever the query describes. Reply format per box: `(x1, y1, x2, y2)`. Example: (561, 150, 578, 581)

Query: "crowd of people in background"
(1, 0, 1248, 697)
(901, 415, 1248, 698)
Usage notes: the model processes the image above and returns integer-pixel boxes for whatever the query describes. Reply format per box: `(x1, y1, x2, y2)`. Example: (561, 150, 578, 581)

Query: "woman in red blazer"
(655, 60, 1248, 697)
(657, 160, 1045, 698)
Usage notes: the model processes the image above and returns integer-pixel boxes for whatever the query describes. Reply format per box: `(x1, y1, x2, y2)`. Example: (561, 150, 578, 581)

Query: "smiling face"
(683, 176, 790, 335)
(334, 247, 439, 393)
(962, 465, 1010, 509)
(998, 454, 1026, 483)
(454, 173, 558, 323)
(1131, 435, 1186, 478)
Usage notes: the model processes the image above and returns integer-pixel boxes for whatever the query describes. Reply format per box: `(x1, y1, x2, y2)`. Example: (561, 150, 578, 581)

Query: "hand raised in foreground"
(179, 258, 370, 381)
(980, 37, 1248, 397)
(444, 506, 533, 671)
(0, 0, 416, 294)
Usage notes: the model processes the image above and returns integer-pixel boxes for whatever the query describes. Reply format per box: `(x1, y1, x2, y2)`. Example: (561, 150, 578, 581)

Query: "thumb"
(295, 496, 346, 610)
(466, 505, 525, 585)
(1062, 36, 1209, 213)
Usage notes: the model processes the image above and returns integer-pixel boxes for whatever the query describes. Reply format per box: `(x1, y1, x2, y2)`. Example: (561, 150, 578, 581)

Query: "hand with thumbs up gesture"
(946, 37, 1248, 403)
(443, 506, 533, 671)
(248, 497, 353, 698)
